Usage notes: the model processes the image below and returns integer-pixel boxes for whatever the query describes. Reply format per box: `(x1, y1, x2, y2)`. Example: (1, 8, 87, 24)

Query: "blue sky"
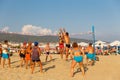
(0, 0, 120, 42)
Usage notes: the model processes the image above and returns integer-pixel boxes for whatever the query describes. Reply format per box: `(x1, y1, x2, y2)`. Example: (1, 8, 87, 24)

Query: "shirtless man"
(63, 31, 71, 61)
(19, 42, 27, 67)
(44, 43, 52, 62)
(25, 42, 32, 69)
(86, 43, 96, 65)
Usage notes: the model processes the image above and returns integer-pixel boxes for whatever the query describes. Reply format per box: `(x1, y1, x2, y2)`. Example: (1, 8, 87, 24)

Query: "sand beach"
(0, 53, 120, 80)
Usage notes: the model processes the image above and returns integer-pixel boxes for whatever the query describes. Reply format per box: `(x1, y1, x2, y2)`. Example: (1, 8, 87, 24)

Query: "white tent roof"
(95, 40, 107, 47)
(95, 40, 106, 44)
(78, 42, 88, 46)
(110, 40, 120, 46)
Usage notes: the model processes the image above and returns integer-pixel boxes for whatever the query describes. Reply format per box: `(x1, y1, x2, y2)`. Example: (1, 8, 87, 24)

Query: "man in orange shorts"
(25, 42, 32, 69)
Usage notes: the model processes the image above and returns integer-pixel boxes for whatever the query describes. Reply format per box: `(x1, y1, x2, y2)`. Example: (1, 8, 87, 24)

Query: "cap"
(34, 42, 38, 46)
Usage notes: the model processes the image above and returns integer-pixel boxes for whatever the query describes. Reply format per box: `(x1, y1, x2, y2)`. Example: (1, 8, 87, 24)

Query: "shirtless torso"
(86, 46, 94, 54)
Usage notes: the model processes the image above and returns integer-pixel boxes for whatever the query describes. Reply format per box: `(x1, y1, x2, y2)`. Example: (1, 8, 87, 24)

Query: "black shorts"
(66, 44, 71, 48)
(85, 52, 88, 54)
(19, 53, 25, 58)
(46, 52, 50, 55)
(0, 54, 2, 57)
(32, 59, 40, 62)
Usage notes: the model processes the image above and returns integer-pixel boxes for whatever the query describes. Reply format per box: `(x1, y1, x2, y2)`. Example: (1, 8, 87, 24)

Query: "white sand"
(0, 53, 120, 80)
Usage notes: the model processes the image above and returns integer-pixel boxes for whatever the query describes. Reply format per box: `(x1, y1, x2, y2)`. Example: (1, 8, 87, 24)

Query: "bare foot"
(70, 73, 74, 77)
(8, 64, 11, 68)
(65, 58, 68, 61)
(40, 71, 44, 73)
(31, 71, 33, 74)
(26, 67, 28, 69)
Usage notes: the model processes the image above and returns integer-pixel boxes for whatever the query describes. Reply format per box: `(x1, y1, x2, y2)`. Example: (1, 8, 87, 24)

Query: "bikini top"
(72, 49, 82, 55)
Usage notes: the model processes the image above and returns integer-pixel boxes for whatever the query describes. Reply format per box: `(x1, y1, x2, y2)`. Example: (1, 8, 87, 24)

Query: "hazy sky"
(0, 0, 120, 42)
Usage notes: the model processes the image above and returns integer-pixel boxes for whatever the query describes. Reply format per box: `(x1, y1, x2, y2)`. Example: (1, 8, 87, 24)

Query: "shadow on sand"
(44, 65, 56, 72)
(11, 60, 20, 64)
(73, 66, 88, 76)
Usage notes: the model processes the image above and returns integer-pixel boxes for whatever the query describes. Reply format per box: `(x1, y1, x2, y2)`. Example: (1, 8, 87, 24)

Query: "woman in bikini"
(70, 42, 85, 79)
(2, 40, 11, 68)
(59, 40, 64, 59)
(58, 28, 65, 59)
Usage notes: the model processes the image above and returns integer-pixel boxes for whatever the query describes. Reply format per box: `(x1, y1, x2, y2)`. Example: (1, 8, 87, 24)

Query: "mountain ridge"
(0, 32, 92, 43)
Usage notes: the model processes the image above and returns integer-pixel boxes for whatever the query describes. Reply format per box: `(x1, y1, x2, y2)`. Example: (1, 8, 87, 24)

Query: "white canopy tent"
(110, 40, 120, 46)
(78, 42, 88, 46)
(95, 40, 107, 47)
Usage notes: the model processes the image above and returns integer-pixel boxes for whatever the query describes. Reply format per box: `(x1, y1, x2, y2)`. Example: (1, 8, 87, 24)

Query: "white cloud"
(22, 25, 57, 36)
(1, 27, 9, 32)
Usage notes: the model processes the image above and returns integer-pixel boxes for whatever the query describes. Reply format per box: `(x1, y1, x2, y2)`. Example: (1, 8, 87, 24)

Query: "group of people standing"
(0, 39, 55, 74)
(58, 28, 96, 78)
(0, 40, 43, 74)
(0, 29, 96, 79)
(18, 41, 43, 74)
